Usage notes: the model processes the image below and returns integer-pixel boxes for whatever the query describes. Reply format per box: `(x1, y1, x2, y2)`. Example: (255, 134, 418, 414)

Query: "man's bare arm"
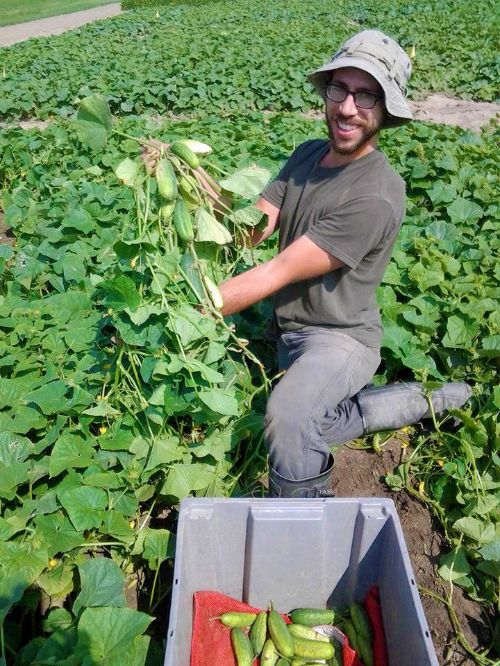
(219, 234, 344, 316)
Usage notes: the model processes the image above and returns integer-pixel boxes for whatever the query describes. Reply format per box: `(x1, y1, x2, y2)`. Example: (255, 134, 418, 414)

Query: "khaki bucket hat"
(308, 30, 413, 128)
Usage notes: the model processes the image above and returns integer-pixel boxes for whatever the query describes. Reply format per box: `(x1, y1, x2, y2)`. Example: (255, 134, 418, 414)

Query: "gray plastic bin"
(164, 497, 438, 666)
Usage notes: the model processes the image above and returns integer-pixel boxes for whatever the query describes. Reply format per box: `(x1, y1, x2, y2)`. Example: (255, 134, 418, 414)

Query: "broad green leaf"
(0, 432, 32, 464)
(479, 541, 500, 563)
(186, 358, 224, 383)
(115, 158, 139, 187)
(0, 461, 30, 500)
(74, 94, 112, 150)
(199, 389, 239, 416)
(453, 516, 496, 544)
(144, 436, 181, 472)
(24, 380, 69, 415)
(34, 627, 78, 664)
(35, 513, 84, 556)
(0, 542, 48, 623)
(101, 275, 141, 311)
(442, 315, 477, 349)
(161, 464, 215, 499)
(220, 165, 271, 199)
(189, 429, 233, 462)
(42, 608, 74, 634)
(37, 563, 75, 599)
(75, 607, 152, 665)
(58, 486, 107, 532)
(83, 400, 121, 417)
(447, 198, 483, 224)
(49, 433, 94, 478)
(142, 528, 174, 570)
(438, 547, 471, 582)
(476, 560, 500, 578)
(73, 559, 126, 616)
(477, 335, 500, 358)
(195, 208, 232, 244)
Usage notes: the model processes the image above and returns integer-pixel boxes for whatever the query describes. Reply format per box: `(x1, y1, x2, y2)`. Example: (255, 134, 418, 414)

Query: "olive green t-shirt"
(261, 139, 406, 348)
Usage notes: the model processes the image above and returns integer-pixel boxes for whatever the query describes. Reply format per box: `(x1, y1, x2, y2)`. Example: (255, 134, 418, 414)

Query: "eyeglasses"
(324, 83, 382, 109)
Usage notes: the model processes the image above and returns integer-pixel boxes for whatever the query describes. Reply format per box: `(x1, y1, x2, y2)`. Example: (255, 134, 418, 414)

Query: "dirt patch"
(0, 3, 122, 48)
(0, 211, 14, 247)
(331, 438, 489, 665)
(409, 94, 499, 134)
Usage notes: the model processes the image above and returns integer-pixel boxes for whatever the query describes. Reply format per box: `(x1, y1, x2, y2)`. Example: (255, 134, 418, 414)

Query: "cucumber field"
(0, 0, 498, 664)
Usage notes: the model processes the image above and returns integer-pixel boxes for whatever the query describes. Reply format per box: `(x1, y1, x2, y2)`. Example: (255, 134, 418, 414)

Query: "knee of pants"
(263, 387, 309, 460)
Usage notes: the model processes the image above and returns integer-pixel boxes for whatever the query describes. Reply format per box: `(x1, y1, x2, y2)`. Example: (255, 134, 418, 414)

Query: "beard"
(325, 110, 383, 155)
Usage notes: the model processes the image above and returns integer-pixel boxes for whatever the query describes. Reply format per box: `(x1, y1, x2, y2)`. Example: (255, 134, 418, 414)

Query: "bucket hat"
(308, 30, 413, 128)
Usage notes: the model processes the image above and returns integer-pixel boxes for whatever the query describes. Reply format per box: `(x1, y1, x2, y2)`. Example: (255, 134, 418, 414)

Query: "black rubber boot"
(357, 381, 473, 434)
(268, 455, 335, 498)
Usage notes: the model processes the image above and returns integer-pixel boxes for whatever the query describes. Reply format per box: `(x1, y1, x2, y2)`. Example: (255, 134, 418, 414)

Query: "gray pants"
(264, 328, 381, 480)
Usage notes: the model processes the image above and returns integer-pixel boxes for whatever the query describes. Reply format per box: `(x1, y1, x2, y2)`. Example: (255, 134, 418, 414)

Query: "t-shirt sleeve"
(305, 197, 396, 269)
(260, 140, 319, 208)
(260, 159, 291, 208)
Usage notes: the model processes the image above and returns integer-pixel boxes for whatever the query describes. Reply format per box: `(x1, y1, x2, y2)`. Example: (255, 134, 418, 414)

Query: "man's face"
(325, 67, 385, 157)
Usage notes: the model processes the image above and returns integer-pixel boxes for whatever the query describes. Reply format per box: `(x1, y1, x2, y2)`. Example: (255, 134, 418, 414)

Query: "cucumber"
(288, 608, 336, 626)
(230, 627, 253, 666)
(292, 636, 334, 660)
(203, 275, 224, 309)
(173, 198, 194, 242)
(170, 141, 200, 169)
(261, 638, 279, 665)
(343, 619, 359, 654)
(268, 610, 294, 659)
(350, 602, 374, 643)
(288, 624, 330, 642)
(155, 158, 177, 200)
(357, 633, 374, 666)
(218, 611, 257, 628)
(250, 610, 267, 656)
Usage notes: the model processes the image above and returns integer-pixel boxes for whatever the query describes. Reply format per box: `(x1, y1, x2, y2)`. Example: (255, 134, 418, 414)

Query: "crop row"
(0, 0, 497, 121)
(0, 108, 498, 662)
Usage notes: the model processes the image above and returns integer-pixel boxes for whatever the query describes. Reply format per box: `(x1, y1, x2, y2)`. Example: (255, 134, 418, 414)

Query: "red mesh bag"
(191, 587, 387, 666)
(191, 591, 289, 666)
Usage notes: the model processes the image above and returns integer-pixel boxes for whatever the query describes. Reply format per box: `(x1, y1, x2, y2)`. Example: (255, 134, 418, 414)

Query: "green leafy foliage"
(0, 34, 498, 663)
(0, 0, 497, 121)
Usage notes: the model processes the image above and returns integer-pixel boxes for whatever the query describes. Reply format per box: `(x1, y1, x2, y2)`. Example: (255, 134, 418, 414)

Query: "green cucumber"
(292, 636, 334, 660)
(155, 158, 177, 200)
(350, 602, 374, 643)
(218, 611, 257, 628)
(288, 608, 336, 626)
(288, 624, 330, 642)
(357, 633, 374, 666)
(230, 627, 253, 666)
(173, 198, 194, 242)
(261, 638, 279, 665)
(170, 141, 200, 169)
(268, 610, 294, 659)
(343, 619, 359, 654)
(250, 610, 267, 656)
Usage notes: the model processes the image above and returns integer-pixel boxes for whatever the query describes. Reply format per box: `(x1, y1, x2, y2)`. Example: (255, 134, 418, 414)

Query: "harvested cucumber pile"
(217, 602, 376, 666)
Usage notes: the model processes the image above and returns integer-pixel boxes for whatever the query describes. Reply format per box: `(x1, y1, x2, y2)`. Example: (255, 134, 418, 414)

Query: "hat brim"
(308, 56, 413, 128)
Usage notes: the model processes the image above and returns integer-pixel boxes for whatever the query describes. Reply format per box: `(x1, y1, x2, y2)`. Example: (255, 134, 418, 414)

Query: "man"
(218, 30, 471, 497)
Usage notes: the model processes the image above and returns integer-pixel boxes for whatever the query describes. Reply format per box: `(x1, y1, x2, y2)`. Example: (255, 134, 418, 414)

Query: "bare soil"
(331, 438, 491, 665)
(0, 3, 121, 47)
